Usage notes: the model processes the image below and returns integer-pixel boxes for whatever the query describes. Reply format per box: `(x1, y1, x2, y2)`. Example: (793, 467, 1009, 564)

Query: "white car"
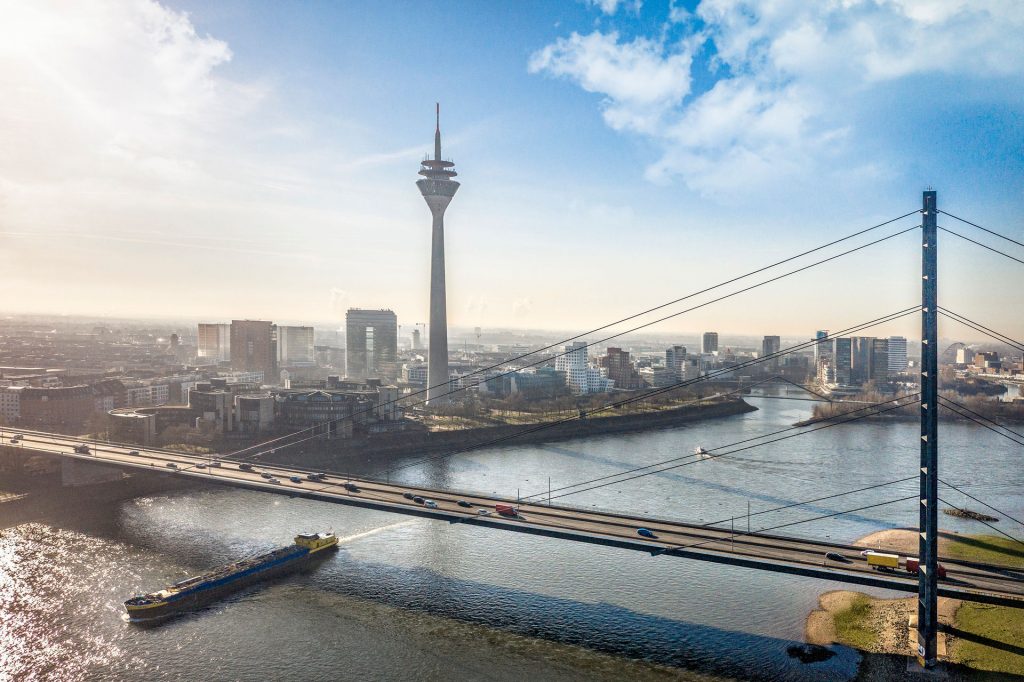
(196, 463, 207, 469)
(268, 477, 281, 485)
(424, 500, 438, 509)
(128, 450, 140, 456)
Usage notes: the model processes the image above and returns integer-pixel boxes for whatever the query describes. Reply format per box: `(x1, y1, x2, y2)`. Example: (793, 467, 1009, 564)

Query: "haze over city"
(1, 1, 1022, 337)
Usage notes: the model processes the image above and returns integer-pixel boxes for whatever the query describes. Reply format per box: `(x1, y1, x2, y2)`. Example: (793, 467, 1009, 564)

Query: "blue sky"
(0, 0, 1021, 341)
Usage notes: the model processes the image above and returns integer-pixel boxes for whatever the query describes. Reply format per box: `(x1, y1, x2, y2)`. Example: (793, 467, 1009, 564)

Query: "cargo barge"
(124, 531, 338, 621)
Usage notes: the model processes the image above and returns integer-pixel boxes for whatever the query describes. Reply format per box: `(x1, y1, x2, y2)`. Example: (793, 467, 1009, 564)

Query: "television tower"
(417, 104, 459, 404)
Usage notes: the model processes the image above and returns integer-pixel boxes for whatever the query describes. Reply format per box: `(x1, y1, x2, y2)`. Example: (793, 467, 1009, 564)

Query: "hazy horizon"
(1, 1, 1021, 338)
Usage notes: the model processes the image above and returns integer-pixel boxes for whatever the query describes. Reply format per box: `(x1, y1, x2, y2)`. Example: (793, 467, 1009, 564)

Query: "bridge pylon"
(917, 189, 939, 667)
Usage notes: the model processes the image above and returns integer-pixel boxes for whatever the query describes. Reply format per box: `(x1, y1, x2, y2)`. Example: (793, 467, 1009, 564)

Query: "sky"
(0, 0, 1021, 343)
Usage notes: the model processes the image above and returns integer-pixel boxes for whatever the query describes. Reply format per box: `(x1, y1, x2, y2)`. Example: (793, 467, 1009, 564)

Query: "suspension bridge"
(4, 191, 1024, 669)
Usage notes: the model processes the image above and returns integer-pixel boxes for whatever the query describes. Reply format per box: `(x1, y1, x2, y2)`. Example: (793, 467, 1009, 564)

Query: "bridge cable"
(697, 477, 918, 529)
(938, 210, 1024, 250)
(367, 308, 920, 481)
(520, 393, 919, 502)
(939, 479, 1024, 531)
(540, 397, 921, 504)
(936, 308, 1024, 353)
(223, 213, 921, 460)
(937, 399, 1024, 446)
(937, 497, 1024, 551)
(663, 496, 919, 555)
(939, 226, 1024, 266)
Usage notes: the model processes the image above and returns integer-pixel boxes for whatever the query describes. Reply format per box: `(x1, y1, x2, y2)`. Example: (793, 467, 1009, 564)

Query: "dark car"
(413, 496, 425, 504)
(637, 528, 657, 539)
(239, 463, 253, 471)
(403, 492, 415, 500)
(343, 482, 360, 492)
(825, 552, 850, 563)
(456, 500, 473, 508)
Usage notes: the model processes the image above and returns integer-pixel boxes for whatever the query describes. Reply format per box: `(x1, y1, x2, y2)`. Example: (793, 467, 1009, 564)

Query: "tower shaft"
(416, 104, 459, 405)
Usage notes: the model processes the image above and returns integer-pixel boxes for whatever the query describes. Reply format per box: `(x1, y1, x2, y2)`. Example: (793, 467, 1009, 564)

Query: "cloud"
(530, 1, 1024, 197)
(586, 0, 641, 16)
(0, 0, 263, 209)
(529, 31, 695, 135)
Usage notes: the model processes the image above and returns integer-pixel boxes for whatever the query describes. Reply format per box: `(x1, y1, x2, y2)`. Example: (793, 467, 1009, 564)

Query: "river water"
(2, 389, 1022, 681)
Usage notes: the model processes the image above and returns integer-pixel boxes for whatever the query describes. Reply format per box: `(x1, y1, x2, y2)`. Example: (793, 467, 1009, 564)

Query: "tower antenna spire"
(434, 102, 441, 161)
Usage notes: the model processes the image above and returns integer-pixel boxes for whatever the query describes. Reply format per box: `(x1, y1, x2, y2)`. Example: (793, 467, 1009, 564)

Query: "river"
(2, 388, 1022, 681)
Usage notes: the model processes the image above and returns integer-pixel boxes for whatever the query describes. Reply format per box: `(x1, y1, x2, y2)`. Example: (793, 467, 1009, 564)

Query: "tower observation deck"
(416, 104, 460, 404)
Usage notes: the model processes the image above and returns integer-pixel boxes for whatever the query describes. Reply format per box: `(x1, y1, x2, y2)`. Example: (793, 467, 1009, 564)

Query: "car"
(456, 500, 472, 508)
(268, 478, 281, 484)
(413, 496, 425, 504)
(209, 461, 221, 468)
(424, 500, 438, 509)
(10, 439, 18, 444)
(238, 463, 253, 471)
(636, 528, 657, 539)
(128, 450, 140, 456)
(165, 463, 178, 469)
(343, 482, 360, 492)
(307, 473, 321, 481)
(289, 476, 301, 483)
(12, 434, 23, 440)
(196, 463, 207, 469)
(260, 472, 273, 479)
(476, 509, 491, 516)
(825, 552, 850, 563)
(402, 492, 415, 500)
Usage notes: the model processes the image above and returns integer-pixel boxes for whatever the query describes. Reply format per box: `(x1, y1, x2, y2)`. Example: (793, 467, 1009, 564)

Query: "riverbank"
(266, 398, 757, 473)
(806, 529, 1024, 679)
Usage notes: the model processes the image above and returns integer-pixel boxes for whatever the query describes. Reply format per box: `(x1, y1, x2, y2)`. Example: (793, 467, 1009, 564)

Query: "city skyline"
(0, 1, 1021, 337)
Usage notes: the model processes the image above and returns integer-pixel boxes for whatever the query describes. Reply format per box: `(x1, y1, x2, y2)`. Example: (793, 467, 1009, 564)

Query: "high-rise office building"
(197, 323, 230, 363)
(411, 328, 422, 350)
(761, 335, 781, 372)
(870, 337, 890, 383)
(701, 332, 719, 354)
(888, 336, 908, 373)
(229, 320, 275, 379)
(417, 104, 460, 404)
(277, 326, 315, 366)
(666, 345, 687, 380)
(851, 336, 874, 385)
(814, 330, 831, 367)
(345, 309, 398, 380)
(833, 337, 853, 385)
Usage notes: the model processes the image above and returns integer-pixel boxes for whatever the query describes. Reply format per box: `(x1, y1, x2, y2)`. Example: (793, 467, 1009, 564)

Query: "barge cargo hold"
(124, 532, 338, 621)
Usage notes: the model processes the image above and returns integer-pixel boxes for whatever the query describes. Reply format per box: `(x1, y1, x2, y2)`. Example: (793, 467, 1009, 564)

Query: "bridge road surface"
(6, 428, 1024, 608)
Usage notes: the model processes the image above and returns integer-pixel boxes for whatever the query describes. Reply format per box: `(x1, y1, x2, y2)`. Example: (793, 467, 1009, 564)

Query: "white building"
(197, 323, 231, 363)
(217, 370, 265, 385)
(277, 325, 316, 366)
(554, 342, 613, 394)
(888, 336, 908, 372)
(0, 385, 24, 422)
(956, 347, 975, 365)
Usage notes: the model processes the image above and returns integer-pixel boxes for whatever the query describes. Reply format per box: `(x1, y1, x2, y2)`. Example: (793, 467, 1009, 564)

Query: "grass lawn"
(943, 533, 1024, 568)
(951, 602, 1024, 676)
(833, 594, 877, 650)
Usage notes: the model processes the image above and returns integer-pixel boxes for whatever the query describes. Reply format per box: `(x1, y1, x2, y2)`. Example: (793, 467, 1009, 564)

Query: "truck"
(865, 552, 900, 570)
(494, 504, 519, 518)
(73, 444, 91, 454)
(905, 557, 947, 579)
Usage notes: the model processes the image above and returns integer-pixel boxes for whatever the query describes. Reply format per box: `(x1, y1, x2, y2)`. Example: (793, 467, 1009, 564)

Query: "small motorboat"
(694, 447, 713, 459)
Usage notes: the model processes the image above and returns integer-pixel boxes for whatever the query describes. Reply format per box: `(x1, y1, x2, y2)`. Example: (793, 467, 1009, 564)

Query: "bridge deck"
(6, 428, 1023, 608)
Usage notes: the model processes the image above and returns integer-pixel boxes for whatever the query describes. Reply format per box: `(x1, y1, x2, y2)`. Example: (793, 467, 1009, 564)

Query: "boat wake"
(336, 520, 421, 545)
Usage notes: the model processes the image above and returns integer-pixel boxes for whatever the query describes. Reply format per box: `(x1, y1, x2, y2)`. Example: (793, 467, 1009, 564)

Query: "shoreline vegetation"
(796, 388, 1024, 427)
(806, 529, 1024, 680)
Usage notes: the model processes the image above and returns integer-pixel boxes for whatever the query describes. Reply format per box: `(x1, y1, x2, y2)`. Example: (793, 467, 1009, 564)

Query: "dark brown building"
(600, 347, 642, 390)
(19, 385, 95, 430)
(230, 320, 276, 380)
